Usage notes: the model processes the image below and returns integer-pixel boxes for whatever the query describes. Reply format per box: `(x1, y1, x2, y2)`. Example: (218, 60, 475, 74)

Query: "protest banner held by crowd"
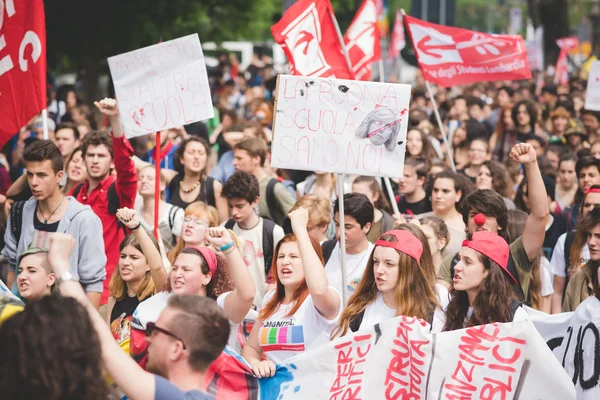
(2, 0, 600, 399)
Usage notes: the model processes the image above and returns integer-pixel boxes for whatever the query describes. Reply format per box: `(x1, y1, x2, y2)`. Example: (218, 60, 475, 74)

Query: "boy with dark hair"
(398, 158, 431, 217)
(222, 171, 284, 306)
(562, 156, 600, 232)
(232, 138, 295, 226)
(581, 109, 600, 143)
(2, 140, 106, 306)
(323, 193, 374, 301)
(437, 143, 549, 301)
(54, 122, 81, 163)
(74, 98, 138, 309)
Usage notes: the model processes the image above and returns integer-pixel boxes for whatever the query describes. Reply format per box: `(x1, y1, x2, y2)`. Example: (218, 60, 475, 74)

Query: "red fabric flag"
(388, 10, 406, 59)
(554, 37, 578, 86)
(343, 0, 380, 80)
(271, 0, 353, 79)
(404, 15, 531, 87)
(0, 0, 46, 146)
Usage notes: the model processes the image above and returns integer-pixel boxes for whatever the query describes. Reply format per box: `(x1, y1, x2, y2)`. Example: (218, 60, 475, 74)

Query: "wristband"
(223, 244, 237, 255)
(130, 222, 141, 231)
(220, 241, 235, 252)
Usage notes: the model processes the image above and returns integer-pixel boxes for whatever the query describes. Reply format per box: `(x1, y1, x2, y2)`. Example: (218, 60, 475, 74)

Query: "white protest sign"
(107, 34, 214, 138)
(271, 75, 411, 178)
(585, 60, 600, 111)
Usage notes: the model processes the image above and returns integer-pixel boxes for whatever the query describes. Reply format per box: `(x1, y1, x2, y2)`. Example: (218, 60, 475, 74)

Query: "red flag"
(271, 0, 353, 79)
(554, 37, 578, 86)
(388, 10, 406, 59)
(0, 0, 46, 146)
(404, 15, 531, 87)
(344, 0, 380, 81)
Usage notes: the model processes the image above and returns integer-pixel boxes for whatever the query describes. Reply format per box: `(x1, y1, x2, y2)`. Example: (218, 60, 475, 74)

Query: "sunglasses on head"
(145, 321, 187, 350)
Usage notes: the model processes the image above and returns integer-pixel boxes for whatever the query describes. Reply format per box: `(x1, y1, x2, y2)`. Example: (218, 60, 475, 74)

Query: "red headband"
(585, 187, 600, 195)
(461, 232, 516, 285)
(187, 246, 218, 276)
(375, 230, 423, 265)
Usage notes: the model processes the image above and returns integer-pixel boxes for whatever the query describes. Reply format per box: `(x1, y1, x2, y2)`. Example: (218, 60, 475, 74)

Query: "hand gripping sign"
(107, 34, 214, 139)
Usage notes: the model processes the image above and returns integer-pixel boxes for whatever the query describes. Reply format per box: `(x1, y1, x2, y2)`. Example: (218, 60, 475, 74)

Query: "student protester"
(15, 243, 56, 303)
(242, 208, 342, 377)
(53, 122, 81, 167)
(554, 154, 578, 215)
(61, 147, 87, 195)
(562, 207, 600, 312)
(131, 226, 255, 367)
(2, 140, 106, 306)
(405, 128, 436, 166)
(232, 138, 295, 227)
(168, 202, 219, 264)
(438, 143, 549, 302)
(331, 225, 442, 337)
(459, 138, 491, 183)
(221, 171, 284, 306)
(419, 216, 450, 273)
(352, 176, 394, 243)
(136, 165, 184, 251)
(475, 159, 515, 210)
(563, 120, 589, 153)
(492, 100, 537, 162)
(106, 208, 168, 353)
(323, 193, 374, 301)
(397, 158, 431, 218)
(42, 233, 228, 400)
(0, 296, 112, 399)
(439, 231, 527, 331)
(287, 195, 332, 243)
(561, 156, 600, 232)
(581, 108, 600, 143)
(73, 98, 138, 308)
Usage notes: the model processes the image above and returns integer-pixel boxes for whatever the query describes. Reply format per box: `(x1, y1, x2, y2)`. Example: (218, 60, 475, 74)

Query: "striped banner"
(259, 325, 305, 352)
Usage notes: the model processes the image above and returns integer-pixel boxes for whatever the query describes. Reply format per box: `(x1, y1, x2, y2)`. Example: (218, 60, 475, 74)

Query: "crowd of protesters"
(0, 52, 599, 399)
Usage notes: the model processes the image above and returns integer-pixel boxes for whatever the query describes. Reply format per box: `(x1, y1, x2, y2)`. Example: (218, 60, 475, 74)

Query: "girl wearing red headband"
(242, 207, 342, 378)
(331, 224, 441, 338)
(442, 231, 526, 331)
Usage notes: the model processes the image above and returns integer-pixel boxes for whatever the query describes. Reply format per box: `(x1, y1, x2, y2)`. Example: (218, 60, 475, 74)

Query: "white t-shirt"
(358, 292, 396, 331)
(231, 218, 284, 307)
(540, 256, 554, 297)
(550, 232, 589, 278)
(258, 288, 342, 365)
(325, 242, 374, 301)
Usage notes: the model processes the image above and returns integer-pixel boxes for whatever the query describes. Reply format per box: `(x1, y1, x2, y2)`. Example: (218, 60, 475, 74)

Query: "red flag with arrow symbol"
(343, 0, 380, 81)
(404, 15, 531, 87)
(271, 0, 353, 79)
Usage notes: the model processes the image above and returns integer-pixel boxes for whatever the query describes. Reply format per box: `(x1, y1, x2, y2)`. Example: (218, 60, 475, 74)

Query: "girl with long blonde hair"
(332, 224, 441, 338)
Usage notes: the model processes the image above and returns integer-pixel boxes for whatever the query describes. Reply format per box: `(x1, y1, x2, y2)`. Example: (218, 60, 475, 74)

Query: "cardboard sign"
(585, 60, 600, 111)
(108, 34, 214, 138)
(271, 75, 411, 178)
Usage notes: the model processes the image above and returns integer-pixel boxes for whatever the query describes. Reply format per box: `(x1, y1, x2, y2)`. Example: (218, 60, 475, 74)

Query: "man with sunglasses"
(47, 233, 229, 400)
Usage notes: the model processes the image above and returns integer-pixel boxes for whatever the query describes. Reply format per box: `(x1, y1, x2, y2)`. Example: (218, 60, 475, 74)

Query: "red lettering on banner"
(385, 317, 430, 400)
(329, 334, 373, 400)
(443, 324, 527, 400)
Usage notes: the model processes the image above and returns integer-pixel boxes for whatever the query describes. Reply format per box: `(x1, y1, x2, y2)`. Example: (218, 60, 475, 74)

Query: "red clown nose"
(474, 213, 486, 226)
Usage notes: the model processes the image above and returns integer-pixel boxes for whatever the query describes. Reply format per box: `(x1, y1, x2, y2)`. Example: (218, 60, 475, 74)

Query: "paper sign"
(271, 75, 411, 178)
(585, 60, 600, 111)
(107, 34, 214, 138)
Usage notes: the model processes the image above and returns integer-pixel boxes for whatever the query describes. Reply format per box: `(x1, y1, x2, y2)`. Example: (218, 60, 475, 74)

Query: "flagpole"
(426, 80, 456, 172)
(329, 10, 354, 76)
(154, 132, 161, 240)
(41, 109, 49, 140)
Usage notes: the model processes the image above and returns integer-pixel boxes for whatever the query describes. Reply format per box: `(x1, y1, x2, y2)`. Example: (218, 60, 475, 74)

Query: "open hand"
(48, 233, 76, 274)
(116, 208, 141, 230)
(94, 98, 119, 117)
(509, 143, 537, 165)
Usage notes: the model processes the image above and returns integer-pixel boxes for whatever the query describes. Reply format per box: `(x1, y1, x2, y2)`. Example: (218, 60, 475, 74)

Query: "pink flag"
(554, 37, 579, 86)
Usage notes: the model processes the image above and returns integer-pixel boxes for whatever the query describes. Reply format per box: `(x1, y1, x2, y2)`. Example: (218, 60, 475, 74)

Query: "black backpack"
(9, 199, 27, 245)
(224, 218, 276, 277)
(321, 239, 337, 265)
(265, 178, 279, 218)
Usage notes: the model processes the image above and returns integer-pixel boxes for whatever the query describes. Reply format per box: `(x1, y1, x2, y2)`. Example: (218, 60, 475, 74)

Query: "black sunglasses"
(146, 322, 186, 349)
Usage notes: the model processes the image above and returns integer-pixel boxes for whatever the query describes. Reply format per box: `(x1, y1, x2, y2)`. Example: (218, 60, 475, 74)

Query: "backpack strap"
(168, 205, 178, 230)
(204, 176, 216, 207)
(381, 210, 393, 233)
(262, 219, 276, 277)
(321, 239, 337, 266)
(10, 200, 26, 245)
(71, 183, 84, 199)
(107, 183, 121, 215)
(349, 309, 366, 333)
(509, 299, 523, 320)
(224, 219, 236, 230)
(266, 179, 278, 218)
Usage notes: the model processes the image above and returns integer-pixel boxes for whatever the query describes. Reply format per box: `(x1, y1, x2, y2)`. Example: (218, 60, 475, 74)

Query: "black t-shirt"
(397, 195, 432, 217)
(110, 294, 141, 324)
(457, 169, 477, 184)
(33, 207, 60, 232)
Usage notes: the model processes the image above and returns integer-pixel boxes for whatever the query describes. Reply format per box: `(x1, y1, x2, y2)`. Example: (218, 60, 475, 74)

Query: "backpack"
(224, 218, 276, 277)
(321, 239, 337, 266)
(167, 205, 184, 244)
(9, 200, 26, 245)
(265, 178, 278, 218)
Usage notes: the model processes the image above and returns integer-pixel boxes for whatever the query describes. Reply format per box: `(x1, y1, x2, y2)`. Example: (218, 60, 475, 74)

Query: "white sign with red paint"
(271, 75, 411, 178)
(585, 60, 600, 111)
(108, 34, 214, 138)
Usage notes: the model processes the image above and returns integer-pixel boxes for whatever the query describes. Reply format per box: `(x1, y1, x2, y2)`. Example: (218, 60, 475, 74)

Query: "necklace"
(40, 196, 65, 223)
(180, 180, 201, 193)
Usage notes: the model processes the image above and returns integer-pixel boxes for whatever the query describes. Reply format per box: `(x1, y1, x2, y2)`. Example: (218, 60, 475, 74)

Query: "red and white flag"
(554, 36, 579, 86)
(0, 0, 46, 146)
(388, 10, 406, 59)
(404, 15, 531, 87)
(343, 0, 380, 80)
(272, 0, 353, 79)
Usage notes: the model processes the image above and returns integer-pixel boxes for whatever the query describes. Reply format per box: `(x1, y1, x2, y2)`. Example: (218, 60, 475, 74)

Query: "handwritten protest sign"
(271, 75, 411, 178)
(585, 60, 600, 111)
(107, 34, 213, 138)
(204, 316, 575, 399)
